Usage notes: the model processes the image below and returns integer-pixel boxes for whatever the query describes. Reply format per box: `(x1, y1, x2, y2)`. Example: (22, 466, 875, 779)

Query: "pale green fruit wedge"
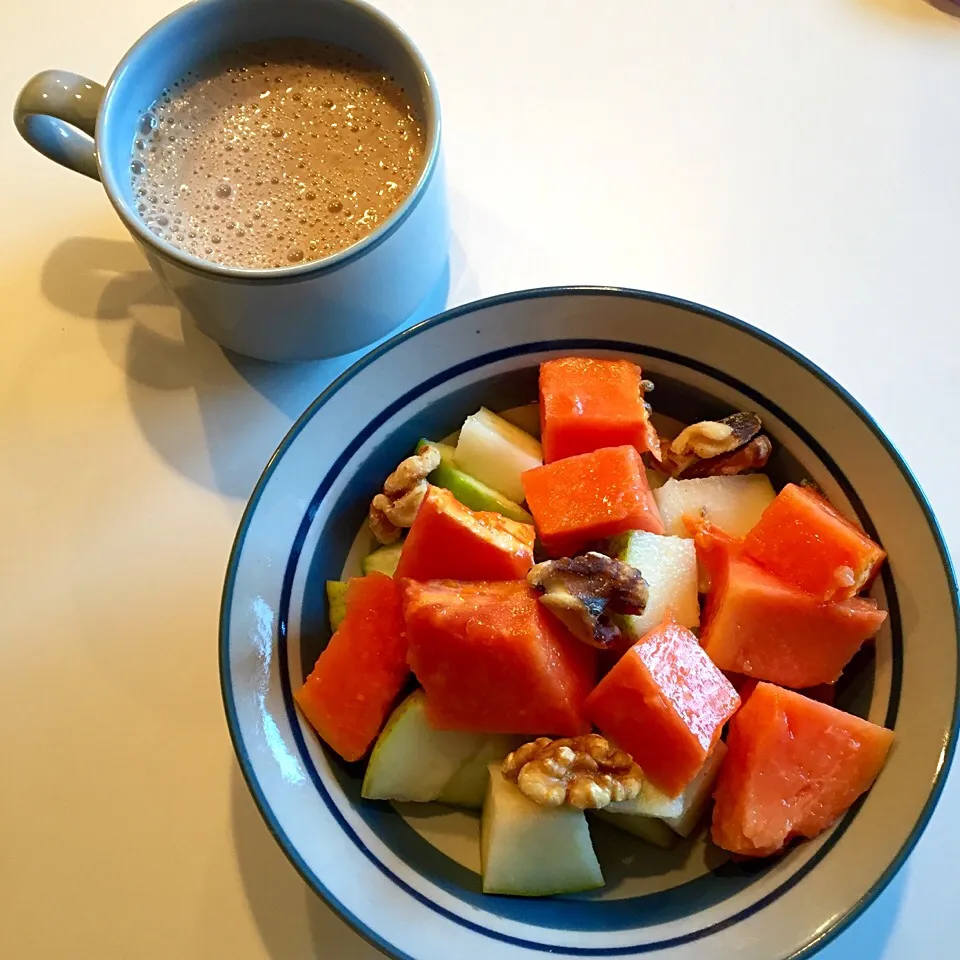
(603, 741, 728, 839)
(436, 735, 525, 809)
(592, 810, 678, 849)
(654, 475, 775, 539)
(661, 741, 728, 838)
(417, 440, 533, 524)
(607, 530, 699, 639)
(326, 581, 349, 633)
(361, 691, 484, 802)
(455, 408, 542, 505)
(602, 774, 685, 819)
(481, 765, 604, 896)
(361, 542, 404, 578)
(497, 403, 541, 439)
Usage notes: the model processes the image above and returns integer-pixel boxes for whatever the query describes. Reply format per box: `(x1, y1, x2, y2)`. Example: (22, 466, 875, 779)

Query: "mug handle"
(14, 70, 105, 181)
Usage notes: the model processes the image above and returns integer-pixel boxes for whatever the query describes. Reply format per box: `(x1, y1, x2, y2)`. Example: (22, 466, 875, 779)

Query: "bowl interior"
(293, 360, 890, 924)
(221, 289, 957, 960)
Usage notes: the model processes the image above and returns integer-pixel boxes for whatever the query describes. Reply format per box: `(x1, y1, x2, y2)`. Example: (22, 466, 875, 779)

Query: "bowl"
(220, 287, 959, 960)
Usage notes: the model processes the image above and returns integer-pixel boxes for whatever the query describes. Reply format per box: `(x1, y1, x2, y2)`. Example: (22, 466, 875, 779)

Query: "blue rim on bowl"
(220, 286, 960, 960)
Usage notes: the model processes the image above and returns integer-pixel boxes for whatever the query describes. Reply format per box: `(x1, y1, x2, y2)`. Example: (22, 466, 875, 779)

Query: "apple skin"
(418, 439, 533, 524)
(454, 408, 543, 506)
(361, 691, 484, 803)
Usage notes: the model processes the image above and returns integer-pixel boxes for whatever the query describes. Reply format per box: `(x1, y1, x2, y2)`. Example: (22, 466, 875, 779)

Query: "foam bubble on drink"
(128, 41, 426, 269)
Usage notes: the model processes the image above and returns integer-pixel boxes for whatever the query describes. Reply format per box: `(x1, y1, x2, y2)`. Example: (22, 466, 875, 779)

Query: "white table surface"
(3, 0, 959, 956)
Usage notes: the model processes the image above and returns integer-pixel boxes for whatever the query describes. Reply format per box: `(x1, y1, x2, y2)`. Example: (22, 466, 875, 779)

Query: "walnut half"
(652, 412, 771, 479)
(527, 552, 648, 648)
(679, 434, 772, 479)
(368, 445, 442, 544)
(672, 412, 762, 460)
(502, 735, 643, 810)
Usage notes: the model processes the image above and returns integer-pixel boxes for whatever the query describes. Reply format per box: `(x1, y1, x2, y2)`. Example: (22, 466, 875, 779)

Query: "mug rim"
(95, 0, 443, 284)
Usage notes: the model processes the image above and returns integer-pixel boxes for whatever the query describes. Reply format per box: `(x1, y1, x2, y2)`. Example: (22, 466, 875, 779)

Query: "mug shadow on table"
(40, 235, 454, 500)
(230, 761, 383, 960)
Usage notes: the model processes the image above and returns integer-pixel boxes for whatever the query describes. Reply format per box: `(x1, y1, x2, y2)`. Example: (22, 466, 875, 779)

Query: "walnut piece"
(638, 378, 662, 461)
(679, 434, 773, 479)
(368, 445, 442, 544)
(527, 552, 648, 648)
(502, 735, 643, 810)
(383, 445, 441, 497)
(650, 412, 768, 478)
(368, 498, 403, 545)
(672, 412, 762, 460)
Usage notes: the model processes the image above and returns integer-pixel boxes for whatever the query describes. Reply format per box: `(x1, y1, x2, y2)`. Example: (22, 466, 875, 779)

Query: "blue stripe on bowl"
(273, 341, 902, 951)
(221, 287, 958, 960)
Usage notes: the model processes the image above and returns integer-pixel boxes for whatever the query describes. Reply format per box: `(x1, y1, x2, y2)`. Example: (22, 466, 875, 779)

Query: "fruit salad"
(294, 356, 894, 897)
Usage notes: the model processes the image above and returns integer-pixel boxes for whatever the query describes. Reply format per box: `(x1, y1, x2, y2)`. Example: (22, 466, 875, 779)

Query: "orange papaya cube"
(585, 613, 741, 796)
(539, 357, 657, 462)
(294, 573, 409, 762)
(711, 682, 894, 856)
(743, 483, 886, 601)
(403, 580, 596, 736)
(395, 485, 535, 581)
(699, 533, 887, 688)
(725, 671, 834, 705)
(521, 445, 664, 556)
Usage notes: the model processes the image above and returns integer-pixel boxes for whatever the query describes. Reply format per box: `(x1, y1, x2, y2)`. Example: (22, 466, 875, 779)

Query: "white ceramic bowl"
(220, 287, 959, 960)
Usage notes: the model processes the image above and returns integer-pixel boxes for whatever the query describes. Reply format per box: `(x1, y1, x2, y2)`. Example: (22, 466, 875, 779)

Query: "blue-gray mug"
(14, 0, 449, 362)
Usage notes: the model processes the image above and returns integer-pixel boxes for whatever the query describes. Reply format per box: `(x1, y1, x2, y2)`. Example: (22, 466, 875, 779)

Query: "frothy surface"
(129, 40, 426, 269)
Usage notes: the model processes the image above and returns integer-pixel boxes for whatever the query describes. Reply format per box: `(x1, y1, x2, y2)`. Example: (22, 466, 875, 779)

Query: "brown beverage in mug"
(129, 39, 426, 269)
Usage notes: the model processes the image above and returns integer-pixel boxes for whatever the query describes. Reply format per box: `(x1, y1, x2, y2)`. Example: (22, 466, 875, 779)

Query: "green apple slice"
(326, 581, 348, 633)
(602, 774, 685, 819)
(436, 735, 524, 809)
(361, 542, 404, 578)
(455, 408, 542, 505)
(661, 741, 727, 838)
(481, 765, 604, 896)
(361, 691, 484, 802)
(417, 440, 533, 524)
(592, 810, 678, 849)
(606, 530, 699, 639)
(654, 475, 775, 539)
(603, 741, 728, 839)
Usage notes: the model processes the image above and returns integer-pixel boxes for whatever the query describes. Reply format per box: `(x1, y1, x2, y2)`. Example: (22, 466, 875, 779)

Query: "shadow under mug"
(14, 0, 449, 362)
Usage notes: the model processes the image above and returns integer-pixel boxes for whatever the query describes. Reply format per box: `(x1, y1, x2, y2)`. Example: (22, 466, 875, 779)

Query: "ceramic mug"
(14, 0, 449, 362)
